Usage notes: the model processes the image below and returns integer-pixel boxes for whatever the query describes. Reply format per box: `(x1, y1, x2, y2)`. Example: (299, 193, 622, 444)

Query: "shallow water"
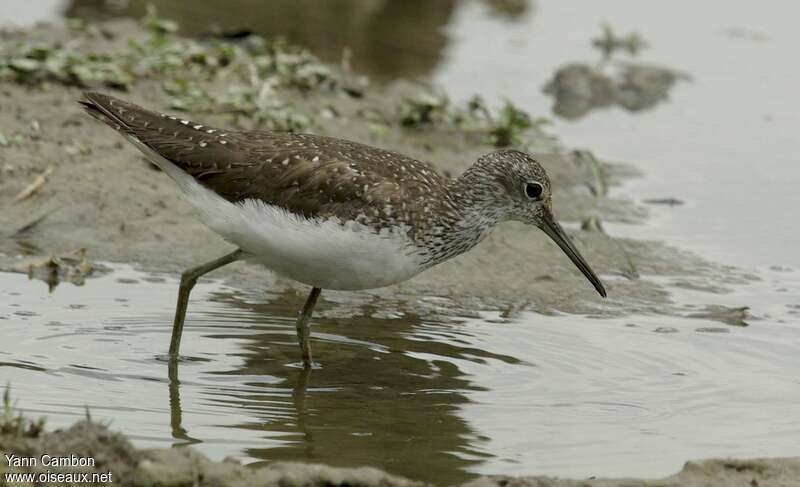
(433, 0, 800, 271)
(2, 266, 799, 483)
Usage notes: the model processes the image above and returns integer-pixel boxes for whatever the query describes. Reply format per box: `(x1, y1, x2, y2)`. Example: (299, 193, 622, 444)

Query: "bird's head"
(474, 149, 607, 297)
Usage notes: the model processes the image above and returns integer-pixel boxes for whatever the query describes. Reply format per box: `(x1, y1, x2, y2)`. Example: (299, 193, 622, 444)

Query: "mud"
(2, 418, 798, 487)
(543, 25, 689, 120)
(543, 62, 688, 120)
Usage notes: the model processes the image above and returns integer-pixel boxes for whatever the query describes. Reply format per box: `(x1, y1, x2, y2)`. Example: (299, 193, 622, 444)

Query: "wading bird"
(80, 92, 606, 368)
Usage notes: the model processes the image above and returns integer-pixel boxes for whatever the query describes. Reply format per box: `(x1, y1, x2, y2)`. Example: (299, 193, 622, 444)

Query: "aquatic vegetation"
(545, 25, 687, 119)
(14, 248, 94, 291)
(592, 23, 648, 59)
(485, 100, 546, 147)
(397, 91, 450, 126)
(0, 8, 351, 132)
(543, 61, 688, 119)
(483, 0, 531, 19)
(1, 386, 45, 439)
(0, 131, 25, 147)
(572, 150, 608, 198)
(1, 9, 550, 141)
(689, 305, 751, 327)
(141, 4, 179, 35)
(0, 42, 132, 89)
(397, 92, 551, 148)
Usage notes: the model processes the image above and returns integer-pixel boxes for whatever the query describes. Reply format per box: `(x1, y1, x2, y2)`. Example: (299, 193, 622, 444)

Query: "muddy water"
(2, 267, 799, 483)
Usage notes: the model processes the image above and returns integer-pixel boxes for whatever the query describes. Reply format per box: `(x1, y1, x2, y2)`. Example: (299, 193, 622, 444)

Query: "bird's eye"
(525, 182, 543, 200)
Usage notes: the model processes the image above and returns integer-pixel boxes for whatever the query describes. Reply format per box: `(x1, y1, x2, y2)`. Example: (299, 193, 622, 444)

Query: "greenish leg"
(169, 249, 243, 357)
(296, 287, 322, 368)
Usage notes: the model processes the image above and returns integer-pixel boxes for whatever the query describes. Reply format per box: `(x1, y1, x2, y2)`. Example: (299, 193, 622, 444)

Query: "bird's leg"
(169, 249, 243, 357)
(293, 365, 312, 450)
(167, 356, 200, 445)
(296, 287, 322, 368)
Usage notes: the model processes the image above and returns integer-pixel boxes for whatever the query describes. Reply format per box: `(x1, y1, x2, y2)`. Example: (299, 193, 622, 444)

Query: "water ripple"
(1, 266, 799, 484)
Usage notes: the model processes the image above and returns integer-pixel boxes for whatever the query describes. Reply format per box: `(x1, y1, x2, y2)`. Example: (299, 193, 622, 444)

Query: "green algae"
(1, 9, 554, 144)
(2, 386, 45, 439)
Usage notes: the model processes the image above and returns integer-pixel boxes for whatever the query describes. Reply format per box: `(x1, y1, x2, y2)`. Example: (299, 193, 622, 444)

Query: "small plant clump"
(0, 42, 133, 89)
(397, 91, 450, 127)
(1, 386, 45, 439)
(0, 6, 344, 93)
(486, 100, 548, 147)
(0, 8, 552, 143)
(0, 7, 356, 132)
(0, 131, 26, 147)
(398, 92, 551, 148)
(592, 23, 648, 59)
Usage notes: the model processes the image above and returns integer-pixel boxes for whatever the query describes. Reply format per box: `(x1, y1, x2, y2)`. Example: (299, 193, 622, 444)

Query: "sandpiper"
(80, 92, 606, 368)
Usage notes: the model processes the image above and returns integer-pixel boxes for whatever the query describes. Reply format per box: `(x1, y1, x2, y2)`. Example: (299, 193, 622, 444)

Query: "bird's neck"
(419, 166, 507, 267)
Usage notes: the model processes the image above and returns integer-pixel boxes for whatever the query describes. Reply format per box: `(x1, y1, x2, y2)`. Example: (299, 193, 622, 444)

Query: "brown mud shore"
(2, 418, 798, 487)
(0, 17, 790, 487)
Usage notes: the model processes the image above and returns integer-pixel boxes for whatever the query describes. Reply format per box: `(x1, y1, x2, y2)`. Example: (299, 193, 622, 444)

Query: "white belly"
(142, 145, 424, 290)
(211, 199, 425, 290)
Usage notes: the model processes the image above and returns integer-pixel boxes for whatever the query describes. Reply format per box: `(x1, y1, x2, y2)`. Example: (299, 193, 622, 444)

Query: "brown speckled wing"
(81, 92, 447, 229)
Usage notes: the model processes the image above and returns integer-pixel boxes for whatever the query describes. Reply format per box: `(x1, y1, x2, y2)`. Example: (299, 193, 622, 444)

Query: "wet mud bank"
(2, 417, 798, 487)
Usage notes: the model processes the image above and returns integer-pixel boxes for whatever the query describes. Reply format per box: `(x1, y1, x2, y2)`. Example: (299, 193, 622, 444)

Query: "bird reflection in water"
(164, 289, 521, 484)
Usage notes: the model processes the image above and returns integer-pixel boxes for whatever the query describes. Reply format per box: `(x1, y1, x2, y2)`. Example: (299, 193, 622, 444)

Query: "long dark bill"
(540, 211, 607, 298)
